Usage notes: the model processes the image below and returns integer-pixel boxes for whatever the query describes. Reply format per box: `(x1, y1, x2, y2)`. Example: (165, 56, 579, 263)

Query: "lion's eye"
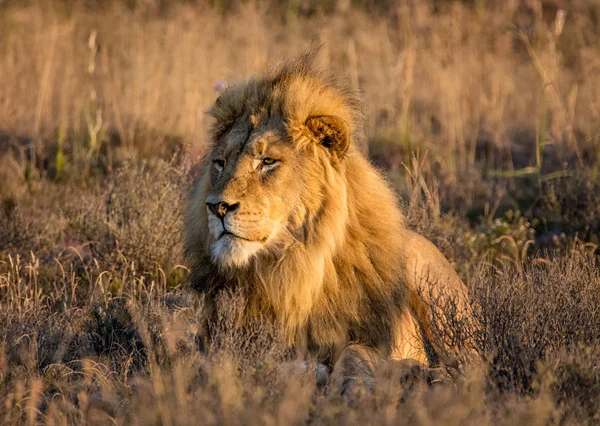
(262, 158, 277, 166)
(213, 159, 225, 172)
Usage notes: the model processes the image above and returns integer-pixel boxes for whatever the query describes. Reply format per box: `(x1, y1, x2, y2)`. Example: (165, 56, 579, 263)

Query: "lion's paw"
(393, 359, 456, 390)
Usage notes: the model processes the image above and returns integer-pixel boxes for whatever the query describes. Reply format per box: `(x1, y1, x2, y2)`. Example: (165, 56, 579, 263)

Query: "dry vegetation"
(1, 0, 600, 424)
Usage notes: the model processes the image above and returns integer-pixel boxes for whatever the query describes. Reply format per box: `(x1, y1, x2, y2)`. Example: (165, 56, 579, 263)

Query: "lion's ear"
(305, 115, 350, 159)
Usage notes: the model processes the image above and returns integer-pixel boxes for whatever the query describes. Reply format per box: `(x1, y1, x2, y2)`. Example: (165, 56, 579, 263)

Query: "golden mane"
(208, 57, 364, 154)
(185, 57, 473, 372)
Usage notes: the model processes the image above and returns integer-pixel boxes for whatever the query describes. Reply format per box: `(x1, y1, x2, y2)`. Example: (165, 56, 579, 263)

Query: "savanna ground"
(1, 0, 600, 424)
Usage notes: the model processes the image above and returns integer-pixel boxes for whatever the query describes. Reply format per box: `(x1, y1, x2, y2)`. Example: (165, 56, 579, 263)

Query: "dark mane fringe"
(209, 48, 365, 149)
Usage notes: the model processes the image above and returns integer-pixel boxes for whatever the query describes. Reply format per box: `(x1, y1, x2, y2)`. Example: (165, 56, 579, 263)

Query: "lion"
(185, 56, 478, 391)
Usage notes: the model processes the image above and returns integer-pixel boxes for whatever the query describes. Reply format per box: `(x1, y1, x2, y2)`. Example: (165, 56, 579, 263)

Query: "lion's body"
(185, 57, 474, 377)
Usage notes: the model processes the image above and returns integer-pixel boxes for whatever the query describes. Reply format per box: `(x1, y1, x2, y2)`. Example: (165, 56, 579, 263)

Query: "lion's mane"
(186, 58, 427, 362)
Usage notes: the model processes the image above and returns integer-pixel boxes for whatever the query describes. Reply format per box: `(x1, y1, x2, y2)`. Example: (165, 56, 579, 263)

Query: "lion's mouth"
(219, 229, 255, 242)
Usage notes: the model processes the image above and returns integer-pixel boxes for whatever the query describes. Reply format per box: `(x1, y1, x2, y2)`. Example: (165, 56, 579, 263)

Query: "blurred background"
(1, 0, 599, 239)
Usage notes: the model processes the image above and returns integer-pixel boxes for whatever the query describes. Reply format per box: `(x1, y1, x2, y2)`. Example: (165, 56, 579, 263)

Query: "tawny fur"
(185, 57, 474, 371)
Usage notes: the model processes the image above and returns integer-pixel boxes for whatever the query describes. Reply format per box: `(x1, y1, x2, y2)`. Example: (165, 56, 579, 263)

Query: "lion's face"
(204, 117, 307, 268)
(201, 110, 351, 269)
(188, 68, 356, 270)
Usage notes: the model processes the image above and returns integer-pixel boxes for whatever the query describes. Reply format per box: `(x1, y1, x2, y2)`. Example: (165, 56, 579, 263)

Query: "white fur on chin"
(210, 235, 263, 268)
(207, 208, 262, 267)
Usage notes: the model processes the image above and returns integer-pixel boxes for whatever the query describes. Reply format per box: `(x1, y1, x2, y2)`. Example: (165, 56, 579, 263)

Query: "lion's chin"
(210, 234, 264, 269)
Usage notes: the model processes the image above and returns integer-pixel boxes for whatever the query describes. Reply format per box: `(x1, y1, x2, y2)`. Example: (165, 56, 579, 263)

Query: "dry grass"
(2, 244, 600, 425)
(1, 0, 600, 424)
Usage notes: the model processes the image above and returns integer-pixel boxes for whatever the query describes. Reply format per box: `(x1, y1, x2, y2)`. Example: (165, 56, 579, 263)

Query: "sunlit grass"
(1, 1, 600, 424)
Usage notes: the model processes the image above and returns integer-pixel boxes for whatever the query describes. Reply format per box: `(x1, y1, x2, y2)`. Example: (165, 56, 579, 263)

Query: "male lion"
(185, 57, 476, 391)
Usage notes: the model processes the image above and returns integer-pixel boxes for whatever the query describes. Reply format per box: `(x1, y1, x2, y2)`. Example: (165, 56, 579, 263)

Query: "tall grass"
(1, 1, 598, 177)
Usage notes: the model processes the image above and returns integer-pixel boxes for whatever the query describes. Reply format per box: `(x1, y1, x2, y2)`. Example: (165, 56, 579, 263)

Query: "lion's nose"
(206, 201, 240, 219)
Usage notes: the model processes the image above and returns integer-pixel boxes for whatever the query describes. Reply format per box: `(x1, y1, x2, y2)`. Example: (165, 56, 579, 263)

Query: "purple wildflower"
(213, 80, 226, 93)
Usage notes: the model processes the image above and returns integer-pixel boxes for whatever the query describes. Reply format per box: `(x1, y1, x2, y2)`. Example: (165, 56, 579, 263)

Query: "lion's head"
(188, 59, 363, 270)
